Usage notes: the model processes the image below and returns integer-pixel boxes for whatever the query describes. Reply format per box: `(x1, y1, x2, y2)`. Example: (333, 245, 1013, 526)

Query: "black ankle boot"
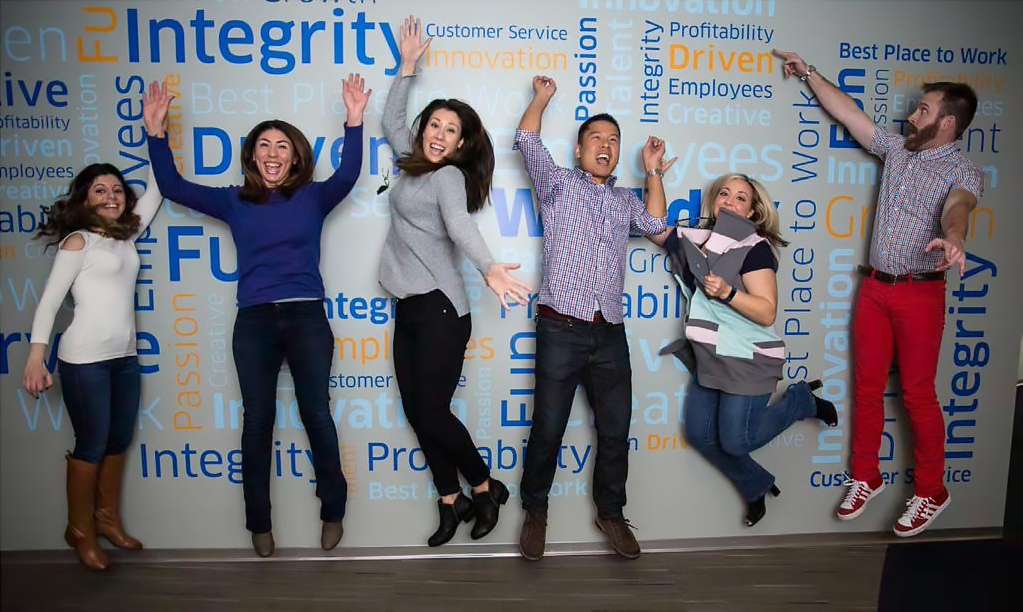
(471, 478, 510, 540)
(808, 380, 839, 427)
(427, 493, 473, 547)
(745, 484, 781, 527)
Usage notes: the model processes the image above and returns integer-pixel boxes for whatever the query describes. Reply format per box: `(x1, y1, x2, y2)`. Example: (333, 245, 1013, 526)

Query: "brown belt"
(537, 304, 607, 324)
(857, 265, 945, 284)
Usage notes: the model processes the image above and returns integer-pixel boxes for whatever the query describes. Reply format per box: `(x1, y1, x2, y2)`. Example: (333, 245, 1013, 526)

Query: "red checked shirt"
(513, 129, 666, 324)
(868, 127, 985, 275)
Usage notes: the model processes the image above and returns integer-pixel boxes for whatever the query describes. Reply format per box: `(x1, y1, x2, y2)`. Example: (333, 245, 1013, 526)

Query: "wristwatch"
(646, 168, 665, 177)
(722, 286, 738, 304)
(800, 65, 817, 82)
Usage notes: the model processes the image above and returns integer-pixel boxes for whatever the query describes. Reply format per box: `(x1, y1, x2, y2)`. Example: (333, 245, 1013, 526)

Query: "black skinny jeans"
(393, 290, 489, 496)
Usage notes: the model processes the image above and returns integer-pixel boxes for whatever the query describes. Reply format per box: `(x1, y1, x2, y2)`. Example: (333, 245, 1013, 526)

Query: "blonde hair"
(699, 173, 789, 247)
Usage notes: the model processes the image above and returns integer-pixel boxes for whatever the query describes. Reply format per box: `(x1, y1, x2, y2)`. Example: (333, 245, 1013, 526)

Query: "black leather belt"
(857, 265, 945, 284)
(537, 304, 606, 324)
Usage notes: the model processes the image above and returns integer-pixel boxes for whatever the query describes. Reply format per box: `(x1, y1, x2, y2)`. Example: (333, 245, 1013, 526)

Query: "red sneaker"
(893, 490, 950, 537)
(836, 478, 885, 520)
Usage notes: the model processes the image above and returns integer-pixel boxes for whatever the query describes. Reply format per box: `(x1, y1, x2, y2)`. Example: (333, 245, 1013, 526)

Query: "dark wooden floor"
(1, 543, 888, 612)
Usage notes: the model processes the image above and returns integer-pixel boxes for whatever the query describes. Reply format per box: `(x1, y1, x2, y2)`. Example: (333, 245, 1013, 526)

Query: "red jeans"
(851, 276, 947, 497)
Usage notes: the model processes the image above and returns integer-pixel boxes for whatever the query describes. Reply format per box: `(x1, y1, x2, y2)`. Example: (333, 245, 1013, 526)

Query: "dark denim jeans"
(232, 300, 346, 534)
(684, 379, 816, 502)
(520, 312, 633, 519)
(58, 356, 141, 464)
(393, 290, 488, 496)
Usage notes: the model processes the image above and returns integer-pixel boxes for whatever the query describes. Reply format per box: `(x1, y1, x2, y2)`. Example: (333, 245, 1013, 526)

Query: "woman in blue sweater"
(142, 76, 369, 557)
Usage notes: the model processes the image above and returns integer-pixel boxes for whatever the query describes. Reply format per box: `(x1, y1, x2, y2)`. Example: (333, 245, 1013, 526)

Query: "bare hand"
(642, 136, 678, 174)
(22, 359, 52, 399)
(702, 272, 732, 300)
(532, 75, 557, 100)
(399, 16, 431, 73)
(142, 79, 174, 138)
(925, 236, 967, 275)
(484, 263, 533, 310)
(772, 49, 809, 79)
(342, 73, 371, 126)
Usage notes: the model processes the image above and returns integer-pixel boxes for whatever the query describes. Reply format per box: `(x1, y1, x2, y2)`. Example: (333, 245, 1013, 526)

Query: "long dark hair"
(35, 163, 140, 245)
(238, 120, 315, 203)
(397, 99, 494, 213)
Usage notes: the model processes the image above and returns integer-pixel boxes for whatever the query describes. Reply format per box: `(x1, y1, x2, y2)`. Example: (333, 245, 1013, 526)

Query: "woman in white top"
(22, 156, 163, 570)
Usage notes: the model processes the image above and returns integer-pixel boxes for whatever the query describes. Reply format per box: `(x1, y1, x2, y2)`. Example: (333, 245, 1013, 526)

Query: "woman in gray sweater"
(379, 16, 531, 546)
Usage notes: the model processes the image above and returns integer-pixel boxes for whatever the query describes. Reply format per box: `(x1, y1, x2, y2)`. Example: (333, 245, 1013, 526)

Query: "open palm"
(399, 16, 431, 66)
(142, 80, 173, 137)
(342, 73, 371, 121)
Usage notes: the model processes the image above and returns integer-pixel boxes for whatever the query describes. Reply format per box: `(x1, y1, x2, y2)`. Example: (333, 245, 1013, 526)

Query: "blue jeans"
(520, 312, 633, 518)
(684, 379, 816, 502)
(232, 301, 346, 534)
(58, 356, 141, 464)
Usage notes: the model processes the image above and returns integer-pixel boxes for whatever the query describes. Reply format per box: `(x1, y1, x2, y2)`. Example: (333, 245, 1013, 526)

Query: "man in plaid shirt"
(774, 49, 985, 537)
(513, 75, 674, 560)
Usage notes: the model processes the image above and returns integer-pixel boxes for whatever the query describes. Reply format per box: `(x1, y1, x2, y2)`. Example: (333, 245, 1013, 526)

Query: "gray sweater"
(378, 74, 495, 316)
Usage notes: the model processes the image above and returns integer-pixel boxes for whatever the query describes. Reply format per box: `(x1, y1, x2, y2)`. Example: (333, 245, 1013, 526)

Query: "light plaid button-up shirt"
(868, 127, 984, 275)
(513, 129, 667, 324)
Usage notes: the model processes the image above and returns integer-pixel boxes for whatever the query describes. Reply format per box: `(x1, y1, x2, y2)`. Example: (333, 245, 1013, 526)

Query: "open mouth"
(428, 142, 447, 157)
(262, 162, 284, 181)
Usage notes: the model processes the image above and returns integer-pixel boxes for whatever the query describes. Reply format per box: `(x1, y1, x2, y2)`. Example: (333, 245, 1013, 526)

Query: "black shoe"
(594, 515, 641, 560)
(745, 484, 781, 527)
(427, 493, 474, 547)
(808, 380, 839, 427)
(471, 478, 510, 540)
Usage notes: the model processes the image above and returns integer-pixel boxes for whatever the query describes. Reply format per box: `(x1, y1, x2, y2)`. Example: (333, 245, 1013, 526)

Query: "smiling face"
(251, 128, 295, 187)
(712, 177, 754, 220)
(575, 119, 620, 184)
(905, 91, 953, 151)
(87, 174, 127, 220)
(421, 108, 464, 163)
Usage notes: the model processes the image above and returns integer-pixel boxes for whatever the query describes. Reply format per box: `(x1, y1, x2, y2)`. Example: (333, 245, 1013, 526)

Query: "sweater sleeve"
(131, 165, 164, 240)
(28, 235, 87, 346)
(433, 166, 495, 275)
(316, 124, 363, 215)
(147, 134, 233, 221)
(382, 75, 415, 155)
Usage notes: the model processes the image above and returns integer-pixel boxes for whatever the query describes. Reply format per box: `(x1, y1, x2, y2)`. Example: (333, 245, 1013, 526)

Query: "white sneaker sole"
(836, 482, 886, 521)
(893, 496, 950, 537)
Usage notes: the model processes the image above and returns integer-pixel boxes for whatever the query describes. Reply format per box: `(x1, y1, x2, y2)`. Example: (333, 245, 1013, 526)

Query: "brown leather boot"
(95, 452, 143, 550)
(65, 455, 109, 570)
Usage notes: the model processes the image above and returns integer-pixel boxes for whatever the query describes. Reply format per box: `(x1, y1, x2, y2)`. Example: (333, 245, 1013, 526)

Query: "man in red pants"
(774, 49, 985, 536)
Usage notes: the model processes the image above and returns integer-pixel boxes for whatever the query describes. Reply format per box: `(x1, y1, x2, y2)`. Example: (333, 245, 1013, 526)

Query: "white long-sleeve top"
(29, 167, 163, 364)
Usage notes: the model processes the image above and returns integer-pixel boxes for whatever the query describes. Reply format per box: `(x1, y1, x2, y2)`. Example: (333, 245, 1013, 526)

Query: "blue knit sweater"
(147, 126, 362, 307)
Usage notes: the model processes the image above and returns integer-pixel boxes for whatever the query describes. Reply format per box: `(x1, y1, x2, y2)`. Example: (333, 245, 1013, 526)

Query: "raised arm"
(641, 136, 676, 219)
(143, 79, 231, 220)
(23, 234, 87, 397)
(317, 73, 369, 213)
(773, 49, 876, 149)
(381, 16, 431, 151)
(519, 75, 556, 132)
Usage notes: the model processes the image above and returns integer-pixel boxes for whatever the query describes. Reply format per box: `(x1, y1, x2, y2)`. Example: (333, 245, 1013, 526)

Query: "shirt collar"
(914, 139, 961, 162)
(573, 167, 618, 188)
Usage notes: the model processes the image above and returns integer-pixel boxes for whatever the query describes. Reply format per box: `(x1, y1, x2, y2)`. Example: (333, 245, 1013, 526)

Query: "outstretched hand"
(484, 263, 533, 311)
(142, 79, 174, 138)
(642, 136, 677, 174)
(925, 236, 967, 275)
(772, 49, 809, 79)
(399, 16, 431, 75)
(342, 73, 371, 127)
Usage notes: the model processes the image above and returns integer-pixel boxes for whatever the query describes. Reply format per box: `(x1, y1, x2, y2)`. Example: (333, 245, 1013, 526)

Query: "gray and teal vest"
(660, 209, 785, 396)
